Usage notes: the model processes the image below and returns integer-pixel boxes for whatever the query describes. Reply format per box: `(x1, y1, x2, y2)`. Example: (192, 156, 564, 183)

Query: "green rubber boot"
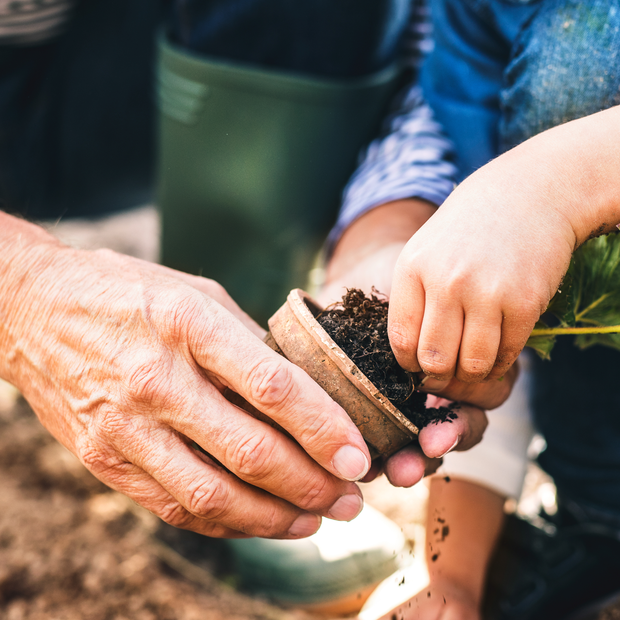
(226, 504, 410, 614)
(156, 34, 401, 326)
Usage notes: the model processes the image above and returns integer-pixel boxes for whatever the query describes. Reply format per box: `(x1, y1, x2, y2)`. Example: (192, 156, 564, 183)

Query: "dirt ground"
(0, 385, 319, 620)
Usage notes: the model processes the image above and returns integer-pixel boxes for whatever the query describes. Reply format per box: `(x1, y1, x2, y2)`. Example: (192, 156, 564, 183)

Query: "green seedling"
(527, 232, 620, 359)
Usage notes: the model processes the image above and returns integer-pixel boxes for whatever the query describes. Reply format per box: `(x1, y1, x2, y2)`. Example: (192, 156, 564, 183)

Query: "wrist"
(327, 198, 437, 282)
(0, 213, 72, 384)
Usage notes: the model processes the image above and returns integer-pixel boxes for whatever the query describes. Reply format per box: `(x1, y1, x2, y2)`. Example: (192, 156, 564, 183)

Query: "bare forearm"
(326, 198, 437, 283)
(426, 476, 505, 604)
(0, 212, 69, 386)
(463, 107, 620, 249)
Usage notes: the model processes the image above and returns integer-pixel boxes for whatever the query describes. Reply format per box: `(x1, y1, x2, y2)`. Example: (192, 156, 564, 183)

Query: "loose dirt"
(317, 289, 457, 429)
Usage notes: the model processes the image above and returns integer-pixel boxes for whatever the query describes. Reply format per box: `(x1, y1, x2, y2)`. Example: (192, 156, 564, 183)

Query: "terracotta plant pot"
(265, 289, 418, 459)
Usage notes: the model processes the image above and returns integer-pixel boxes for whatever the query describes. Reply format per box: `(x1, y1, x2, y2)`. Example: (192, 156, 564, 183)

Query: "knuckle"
(79, 440, 129, 480)
(245, 358, 296, 410)
(294, 411, 340, 453)
(96, 410, 135, 440)
(202, 278, 228, 300)
(418, 350, 453, 378)
(157, 501, 197, 529)
(184, 477, 230, 521)
(167, 291, 204, 331)
(388, 322, 414, 353)
(458, 357, 493, 381)
(146, 287, 212, 346)
(227, 431, 278, 481)
(509, 297, 544, 323)
(250, 503, 289, 538)
(295, 476, 332, 512)
(124, 351, 171, 406)
(93, 247, 118, 262)
(441, 272, 468, 294)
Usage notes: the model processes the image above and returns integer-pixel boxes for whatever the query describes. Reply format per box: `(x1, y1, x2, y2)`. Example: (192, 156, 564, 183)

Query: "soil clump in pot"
(317, 289, 457, 429)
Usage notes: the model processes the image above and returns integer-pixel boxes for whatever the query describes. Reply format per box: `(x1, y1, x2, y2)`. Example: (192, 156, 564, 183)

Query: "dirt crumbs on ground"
(0, 392, 308, 620)
(317, 288, 457, 429)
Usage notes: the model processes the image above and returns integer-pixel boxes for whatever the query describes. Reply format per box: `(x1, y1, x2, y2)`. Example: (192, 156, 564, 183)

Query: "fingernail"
(327, 494, 364, 522)
(288, 513, 322, 538)
(333, 445, 370, 481)
(437, 436, 460, 459)
(421, 377, 448, 392)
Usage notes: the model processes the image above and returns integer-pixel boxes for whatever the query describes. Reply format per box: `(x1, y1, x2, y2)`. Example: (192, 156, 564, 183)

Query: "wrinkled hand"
(0, 226, 372, 539)
(388, 154, 576, 384)
(370, 583, 480, 620)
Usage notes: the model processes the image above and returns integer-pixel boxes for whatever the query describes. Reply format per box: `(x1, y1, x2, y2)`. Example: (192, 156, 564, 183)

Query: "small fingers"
(487, 308, 538, 380)
(420, 359, 519, 410)
(456, 310, 502, 382)
(388, 264, 425, 373)
(415, 296, 463, 381)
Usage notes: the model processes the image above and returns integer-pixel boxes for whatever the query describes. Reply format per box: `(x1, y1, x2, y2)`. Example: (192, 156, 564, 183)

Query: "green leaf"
(545, 266, 575, 326)
(524, 232, 620, 358)
(571, 232, 620, 348)
(526, 320, 557, 360)
(574, 331, 620, 353)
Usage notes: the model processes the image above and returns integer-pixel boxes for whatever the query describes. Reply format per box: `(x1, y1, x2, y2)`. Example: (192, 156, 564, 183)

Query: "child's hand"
(321, 200, 489, 489)
(370, 583, 480, 620)
(419, 362, 518, 411)
(388, 146, 577, 385)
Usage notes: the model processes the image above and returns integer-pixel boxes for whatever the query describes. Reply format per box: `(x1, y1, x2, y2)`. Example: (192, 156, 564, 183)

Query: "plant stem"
(530, 324, 620, 337)
(575, 292, 611, 322)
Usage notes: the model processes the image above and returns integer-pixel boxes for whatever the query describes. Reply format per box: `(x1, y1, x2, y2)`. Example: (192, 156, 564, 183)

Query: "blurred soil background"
(0, 380, 317, 620)
(1, 207, 619, 620)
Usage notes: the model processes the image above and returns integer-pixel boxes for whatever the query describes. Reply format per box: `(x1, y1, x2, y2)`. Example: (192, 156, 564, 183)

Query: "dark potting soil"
(316, 289, 457, 429)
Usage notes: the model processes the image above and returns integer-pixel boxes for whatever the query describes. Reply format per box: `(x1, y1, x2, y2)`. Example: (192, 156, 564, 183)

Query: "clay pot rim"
(287, 288, 419, 437)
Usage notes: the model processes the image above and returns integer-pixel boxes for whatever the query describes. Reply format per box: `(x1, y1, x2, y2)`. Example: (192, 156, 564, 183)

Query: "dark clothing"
(0, 0, 161, 220)
(0, 0, 410, 220)
(169, 0, 411, 79)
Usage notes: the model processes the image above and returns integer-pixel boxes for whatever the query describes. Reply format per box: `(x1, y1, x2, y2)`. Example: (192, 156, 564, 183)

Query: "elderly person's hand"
(0, 213, 371, 539)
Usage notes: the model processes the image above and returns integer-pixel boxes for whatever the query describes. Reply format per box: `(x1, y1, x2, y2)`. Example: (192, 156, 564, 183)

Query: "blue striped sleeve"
(327, 2, 458, 251)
